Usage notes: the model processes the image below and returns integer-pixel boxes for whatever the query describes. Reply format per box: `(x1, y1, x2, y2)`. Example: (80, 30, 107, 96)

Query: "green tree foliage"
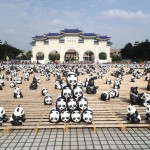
(0, 41, 22, 60)
(111, 54, 122, 62)
(99, 52, 107, 60)
(121, 39, 150, 61)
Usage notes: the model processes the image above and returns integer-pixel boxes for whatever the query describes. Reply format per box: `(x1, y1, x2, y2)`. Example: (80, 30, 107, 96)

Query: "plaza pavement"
(0, 128, 150, 150)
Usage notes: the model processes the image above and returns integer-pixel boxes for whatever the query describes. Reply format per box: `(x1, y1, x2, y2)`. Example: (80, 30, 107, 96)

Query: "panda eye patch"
(64, 93, 67, 95)
(73, 117, 76, 120)
(128, 108, 131, 111)
(77, 117, 80, 120)
(66, 117, 69, 119)
(51, 117, 53, 120)
(62, 105, 65, 107)
(75, 92, 78, 95)
(62, 117, 65, 120)
(79, 92, 82, 94)
(80, 104, 83, 107)
(147, 108, 149, 111)
(58, 105, 61, 107)
(85, 117, 88, 120)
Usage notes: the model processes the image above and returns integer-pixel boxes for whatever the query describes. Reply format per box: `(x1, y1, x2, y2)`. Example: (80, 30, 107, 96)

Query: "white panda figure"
(45, 73, 50, 81)
(140, 93, 150, 106)
(73, 85, 83, 101)
(55, 80, 62, 90)
(60, 110, 70, 123)
(82, 107, 93, 124)
(0, 74, 4, 79)
(41, 88, 48, 96)
(61, 86, 72, 101)
(0, 107, 8, 125)
(49, 107, 60, 123)
(56, 97, 67, 112)
(109, 89, 119, 99)
(101, 91, 110, 101)
(130, 75, 135, 82)
(44, 94, 52, 105)
(67, 98, 77, 112)
(127, 104, 141, 123)
(16, 77, 22, 84)
(10, 105, 26, 126)
(113, 80, 120, 89)
(10, 81, 16, 88)
(14, 87, 23, 98)
(146, 104, 150, 123)
(78, 97, 88, 111)
(105, 77, 111, 84)
(145, 75, 150, 81)
(0, 79, 5, 86)
(71, 110, 81, 123)
(66, 72, 77, 89)
(24, 72, 30, 81)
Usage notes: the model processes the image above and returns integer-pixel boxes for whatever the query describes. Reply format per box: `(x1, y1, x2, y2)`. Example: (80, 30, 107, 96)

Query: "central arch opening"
(36, 52, 44, 60)
(64, 50, 79, 62)
(49, 51, 60, 62)
(83, 51, 95, 62)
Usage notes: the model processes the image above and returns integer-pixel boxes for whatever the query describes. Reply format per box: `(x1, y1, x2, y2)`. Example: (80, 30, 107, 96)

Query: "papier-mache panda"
(14, 87, 23, 98)
(44, 94, 52, 105)
(61, 85, 73, 101)
(66, 72, 78, 89)
(56, 96, 67, 112)
(49, 107, 60, 123)
(67, 98, 77, 112)
(24, 72, 30, 81)
(10, 105, 26, 126)
(41, 87, 48, 96)
(146, 104, 150, 123)
(82, 107, 93, 124)
(127, 104, 141, 123)
(71, 110, 81, 123)
(60, 110, 70, 123)
(100, 91, 110, 101)
(0, 82, 2, 90)
(78, 97, 88, 111)
(73, 85, 83, 101)
(0, 107, 8, 126)
(10, 81, 16, 88)
(109, 89, 119, 99)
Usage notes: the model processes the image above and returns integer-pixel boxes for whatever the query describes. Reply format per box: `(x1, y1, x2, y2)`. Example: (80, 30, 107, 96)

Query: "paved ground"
(0, 128, 150, 150)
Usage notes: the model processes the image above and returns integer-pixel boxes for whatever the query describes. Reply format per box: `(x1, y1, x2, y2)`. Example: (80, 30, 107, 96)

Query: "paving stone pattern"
(0, 128, 150, 150)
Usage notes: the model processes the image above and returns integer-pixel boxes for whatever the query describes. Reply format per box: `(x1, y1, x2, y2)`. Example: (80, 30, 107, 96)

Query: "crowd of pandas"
(1, 63, 150, 125)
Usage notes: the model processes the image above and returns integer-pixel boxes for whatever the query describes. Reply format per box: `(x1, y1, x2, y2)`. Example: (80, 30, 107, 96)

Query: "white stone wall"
(31, 38, 111, 64)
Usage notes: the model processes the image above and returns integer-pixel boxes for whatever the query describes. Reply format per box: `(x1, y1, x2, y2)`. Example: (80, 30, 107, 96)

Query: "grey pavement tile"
(102, 144, 110, 150)
(108, 140, 116, 145)
(70, 146, 78, 149)
(26, 139, 34, 143)
(24, 142, 33, 147)
(94, 144, 102, 150)
(115, 141, 123, 145)
(32, 143, 40, 147)
(109, 144, 118, 149)
(30, 147, 39, 150)
(3, 139, 12, 143)
(101, 141, 108, 144)
(130, 140, 138, 145)
(86, 145, 94, 150)
(8, 142, 17, 147)
(16, 143, 25, 147)
(117, 144, 126, 149)
(46, 146, 54, 150)
(47, 141, 55, 146)
(78, 145, 86, 150)
(122, 140, 130, 145)
(62, 145, 70, 150)
(93, 140, 100, 145)
(132, 144, 142, 149)
(0, 143, 9, 148)
(54, 146, 62, 150)
(140, 145, 149, 149)
(63, 141, 70, 145)
(55, 142, 62, 146)
(5, 148, 14, 150)
(40, 142, 48, 146)
(125, 144, 134, 149)
(71, 141, 78, 145)
(38, 147, 47, 150)
(13, 147, 23, 150)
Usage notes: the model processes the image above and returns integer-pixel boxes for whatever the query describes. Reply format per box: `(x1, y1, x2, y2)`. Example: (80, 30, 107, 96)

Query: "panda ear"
(1, 110, 3, 114)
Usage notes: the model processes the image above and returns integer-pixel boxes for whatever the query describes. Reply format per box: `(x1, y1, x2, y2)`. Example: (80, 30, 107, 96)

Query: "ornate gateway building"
(31, 29, 112, 64)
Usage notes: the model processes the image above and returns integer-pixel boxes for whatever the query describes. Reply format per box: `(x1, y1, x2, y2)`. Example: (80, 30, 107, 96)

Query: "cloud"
(102, 9, 150, 22)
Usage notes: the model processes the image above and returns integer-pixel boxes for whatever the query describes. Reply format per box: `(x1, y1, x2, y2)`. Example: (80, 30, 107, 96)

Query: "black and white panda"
(10, 105, 26, 126)
(0, 79, 5, 86)
(67, 98, 77, 112)
(41, 88, 48, 96)
(0, 73, 4, 79)
(139, 93, 150, 106)
(0, 82, 2, 90)
(61, 86, 72, 101)
(16, 76, 22, 84)
(24, 72, 30, 81)
(44, 94, 52, 105)
(105, 77, 111, 84)
(45, 73, 50, 81)
(66, 72, 77, 89)
(145, 75, 150, 81)
(130, 74, 135, 82)
(109, 89, 119, 99)
(82, 107, 93, 124)
(56, 97, 67, 112)
(78, 97, 88, 111)
(10, 81, 16, 88)
(60, 110, 70, 123)
(0, 107, 8, 126)
(146, 104, 150, 123)
(55, 80, 62, 90)
(14, 87, 23, 98)
(100, 91, 110, 101)
(71, 110, 81, 123)
(73, 85, 83, 101)
(113, 79, 120, 89)
(127, 104, 141, 123)
(49, 107, 60, 123)
(130, 87, 139, 105)
(147, 80, 150, 91)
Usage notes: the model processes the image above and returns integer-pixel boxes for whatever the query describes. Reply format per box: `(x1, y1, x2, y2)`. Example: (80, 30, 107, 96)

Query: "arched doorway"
(49, 51, 60, 62)
(36, 52, 44, 60)
(83, 51, 95, 62)
(64, 50, 79, 62)
(99, 52, 107, 60)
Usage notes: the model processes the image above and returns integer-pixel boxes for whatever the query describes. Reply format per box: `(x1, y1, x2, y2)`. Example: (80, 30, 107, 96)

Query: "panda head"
(66, 72, 77, 86)
(0, 107, 5, 117)
(44, 95, 52, 105)
(130, 87, 138, 94)
(49, 109, 60, 123)
(61, 86, 72, 100)
(71, 110, 81, 123)
(109, 89, 118, 98)
(67, 98, 77, 111)
(56, 97, 66, 112)
(73, 86, 83, 98)
(14, 105, 24, 117)
(78, 97, 88, 111)
(127, 104, 136, 115)
(82, 107, 93, 124)
(146, 104, 150, 114)
(14, 87, 20, 94)
(60, 111, 70, 123)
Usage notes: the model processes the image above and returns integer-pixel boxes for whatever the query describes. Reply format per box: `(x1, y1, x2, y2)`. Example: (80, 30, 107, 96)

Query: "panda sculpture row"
(0, 105, 26, 126)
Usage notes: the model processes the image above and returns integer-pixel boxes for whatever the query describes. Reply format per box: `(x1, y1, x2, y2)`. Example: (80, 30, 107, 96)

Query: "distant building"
(110, 49, 121, 56)
(31, 29, 112, 64)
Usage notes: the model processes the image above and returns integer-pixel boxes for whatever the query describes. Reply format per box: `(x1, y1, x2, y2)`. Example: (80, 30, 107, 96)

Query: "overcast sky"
(0, 0, 150, 50)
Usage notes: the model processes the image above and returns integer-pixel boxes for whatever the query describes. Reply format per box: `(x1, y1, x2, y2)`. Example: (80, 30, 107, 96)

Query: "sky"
(0, 0, 150, 50)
